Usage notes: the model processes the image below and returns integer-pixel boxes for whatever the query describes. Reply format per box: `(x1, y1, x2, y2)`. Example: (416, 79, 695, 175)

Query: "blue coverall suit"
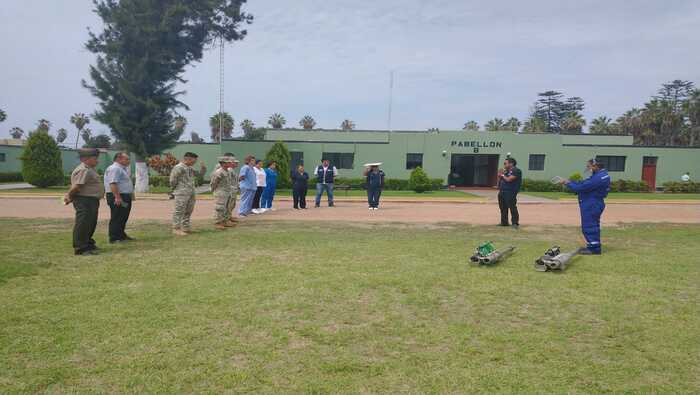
(261, 168, 278, 209)
(565, 169, 611, 253)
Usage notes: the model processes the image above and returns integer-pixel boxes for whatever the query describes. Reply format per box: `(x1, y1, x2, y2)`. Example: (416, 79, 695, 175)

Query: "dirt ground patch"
(0, 197, 698, 226)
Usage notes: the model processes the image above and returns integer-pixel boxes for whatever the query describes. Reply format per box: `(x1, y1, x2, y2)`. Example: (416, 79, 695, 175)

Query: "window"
(406, 153, 423, 169)
(0, 153, 5, 162)
(596, 155, 626, 172)
(290, 151, 304, 170)
(528, 154, 545, 171)
(322, 152, 354, 169)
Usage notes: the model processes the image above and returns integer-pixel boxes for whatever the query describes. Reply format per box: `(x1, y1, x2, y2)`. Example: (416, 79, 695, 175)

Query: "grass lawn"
(1, 219, 698, 393)
(523, 191, 700, 200)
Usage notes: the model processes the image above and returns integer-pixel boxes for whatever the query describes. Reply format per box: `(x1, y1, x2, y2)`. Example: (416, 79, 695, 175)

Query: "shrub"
(304, 176, 442, 191)
(0, 172, 23, 183)
(265, 141, 292, 189)
(147, 153, 179, 176)
(409, 167, 432, 193)
(610, 179, 649, 192)
(521, 179, 563, 192)
(662, 181, 700, 193)
(149, 175, 170, 188)
(20, 131, 64, 187)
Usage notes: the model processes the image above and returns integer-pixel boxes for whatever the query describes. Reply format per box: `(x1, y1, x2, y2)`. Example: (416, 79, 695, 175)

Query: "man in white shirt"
(104, 152, 135, 243)
(314, 159, 338, 207)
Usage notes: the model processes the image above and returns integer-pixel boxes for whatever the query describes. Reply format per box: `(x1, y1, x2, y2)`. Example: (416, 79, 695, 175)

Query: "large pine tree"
(83, 0, 252, 191)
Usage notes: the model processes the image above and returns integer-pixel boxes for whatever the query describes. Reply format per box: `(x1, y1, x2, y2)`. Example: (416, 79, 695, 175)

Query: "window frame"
(528, 154, 546, 171)
(405, 153, 424, 170)
(321, 152, 354, 169)
(596, 155, 626, 172)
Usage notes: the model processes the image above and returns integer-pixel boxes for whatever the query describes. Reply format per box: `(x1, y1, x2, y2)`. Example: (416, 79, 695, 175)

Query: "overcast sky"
(1, 0, 699, 142)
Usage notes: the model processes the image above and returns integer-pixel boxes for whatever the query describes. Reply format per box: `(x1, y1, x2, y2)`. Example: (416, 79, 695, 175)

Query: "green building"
(211, 130, 699, 190)
(2, 130, 698, 189)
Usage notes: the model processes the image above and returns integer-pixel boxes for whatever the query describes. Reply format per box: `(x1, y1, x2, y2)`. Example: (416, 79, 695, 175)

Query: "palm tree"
(462, 121, 479, 131)
(299, 115, 316, 129)
(427, 127, 439, 133)
(37, 119, 51, 132)
(268, 113, 286, 129)
(0, 108, 6, 124)
(190, 131, 204, 143)
(56, 128, 68, 144)
(484, 118, 505, 131)
(174, 115, 187, 134)
(240, 119, 255, 134)
(81, 128, 93, 146)
(9, 127, 24, 139)
(70, 113, 90, 149)
(685, 89, 700, 146)
(522, 116, 546, 133)
(560, 113, 586, 134)
(504, 117, 521, 132)
(340, 119, 355, 131)
(209, 112, 234, 141)
(590, 116, 613, 134)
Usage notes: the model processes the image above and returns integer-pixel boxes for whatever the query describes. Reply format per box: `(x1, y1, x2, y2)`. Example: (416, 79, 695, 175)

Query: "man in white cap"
(363, 163, 385, 210)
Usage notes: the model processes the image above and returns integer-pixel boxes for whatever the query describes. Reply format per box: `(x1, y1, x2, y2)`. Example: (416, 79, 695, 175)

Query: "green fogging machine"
(470, 241, 516, 266)
(534, 246, 579, 272)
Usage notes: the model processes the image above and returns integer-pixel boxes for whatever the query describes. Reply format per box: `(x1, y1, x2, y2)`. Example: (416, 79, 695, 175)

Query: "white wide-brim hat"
(363, 162, 382, 167)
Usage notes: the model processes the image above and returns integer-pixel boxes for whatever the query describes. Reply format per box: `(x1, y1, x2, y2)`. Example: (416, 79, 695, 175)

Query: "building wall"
(0, 145, 122, 175)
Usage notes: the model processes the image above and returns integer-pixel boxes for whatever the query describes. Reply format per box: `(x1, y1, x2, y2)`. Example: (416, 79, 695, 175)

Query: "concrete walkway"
(462, 188, 554, 203)
(0, 183, 34, 190)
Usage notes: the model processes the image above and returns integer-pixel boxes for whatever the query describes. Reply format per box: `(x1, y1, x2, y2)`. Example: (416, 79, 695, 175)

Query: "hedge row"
(308, 177, 444, 191)
(662, 181, 700, 193)
(521, 178, 651, 193)
(0, 172, 24, 183)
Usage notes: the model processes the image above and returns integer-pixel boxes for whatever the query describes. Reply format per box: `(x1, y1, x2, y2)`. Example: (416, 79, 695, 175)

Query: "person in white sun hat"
(363, 162, 385, 210)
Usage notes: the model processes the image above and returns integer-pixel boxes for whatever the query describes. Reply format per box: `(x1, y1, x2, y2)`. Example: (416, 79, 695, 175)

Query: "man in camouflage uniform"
(170, 152, 198, 236)
(222, 152, 240, 225)
(210, 156, 236, 229)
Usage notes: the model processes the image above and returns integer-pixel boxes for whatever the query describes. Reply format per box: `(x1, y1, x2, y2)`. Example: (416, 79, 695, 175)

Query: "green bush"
(149, 175, 171, 188)
(610, 179, 649, 192)
(569, 172, 583, 183)
(521, 179, 564, 192)
(305, 176, 442, 191)
(20, 131, 64, 187)
(409, 167, 432, 193)
(662, 181, 700, 193)
(0, 172, 23, 183)
(265, 141, 292, 189)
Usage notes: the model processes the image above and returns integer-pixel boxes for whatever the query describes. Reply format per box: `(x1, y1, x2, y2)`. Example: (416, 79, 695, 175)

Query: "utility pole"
(387, 70, 394, 132)
(219, 35, 224, 144)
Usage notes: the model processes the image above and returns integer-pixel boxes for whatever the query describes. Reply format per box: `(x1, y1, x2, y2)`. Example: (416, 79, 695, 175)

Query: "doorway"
(449, 154, 500, 187)
(642, 156, 657, 191)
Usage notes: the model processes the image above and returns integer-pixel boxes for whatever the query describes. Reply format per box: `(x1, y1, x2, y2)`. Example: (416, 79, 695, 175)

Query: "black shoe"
(109, 239, 124, 244)
(294, 207, 299, 210)
(329, 203, 335, 207)
(498, 223, 509, 227)
(123, 235, 135, 241)
(512, 224, 519, 228)
(86, 244, 99, 251)
(75, 249, 99, 256)
(577, 248, 601, 255)
(314, 204, 320, 208)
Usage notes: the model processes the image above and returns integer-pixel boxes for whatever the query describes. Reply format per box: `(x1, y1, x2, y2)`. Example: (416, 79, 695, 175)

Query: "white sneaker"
(373, 207, 379, 210)
(260, 208, 268, 213)
(369, 207, 373, 210)
(252, 209, 260, 214)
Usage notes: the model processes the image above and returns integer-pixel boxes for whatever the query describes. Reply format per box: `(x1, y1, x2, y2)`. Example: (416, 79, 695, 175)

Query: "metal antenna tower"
(219, 35, 224, 144)
(387, 70, 394, 132)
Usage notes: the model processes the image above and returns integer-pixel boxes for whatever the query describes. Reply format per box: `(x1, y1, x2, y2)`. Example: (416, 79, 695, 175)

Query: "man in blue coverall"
(559, 159, 611, 255)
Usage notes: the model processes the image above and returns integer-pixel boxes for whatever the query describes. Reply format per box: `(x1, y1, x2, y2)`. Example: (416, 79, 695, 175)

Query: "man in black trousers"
(64, 148, 104, 255)
(497, 157, 522, 228)
(104, 152, 135, 243)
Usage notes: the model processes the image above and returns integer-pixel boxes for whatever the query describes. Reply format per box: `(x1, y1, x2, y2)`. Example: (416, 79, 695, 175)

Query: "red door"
(642, 156, 657, 191)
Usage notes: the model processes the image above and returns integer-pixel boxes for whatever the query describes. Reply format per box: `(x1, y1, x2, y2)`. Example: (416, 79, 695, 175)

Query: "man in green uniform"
(170, 152, 198, 236)
(64, 148, 104, 255)
(210, 156, 236, 229)
(222, 152, 240, 225)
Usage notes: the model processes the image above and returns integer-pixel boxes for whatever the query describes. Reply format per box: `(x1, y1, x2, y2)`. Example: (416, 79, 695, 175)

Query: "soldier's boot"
(224, 220, 237, 227)
(215, 222, 227, 230)
(173, 229, 188, 236)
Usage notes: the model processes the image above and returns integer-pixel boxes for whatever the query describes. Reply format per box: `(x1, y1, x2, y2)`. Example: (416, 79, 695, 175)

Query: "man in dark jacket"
(497, 157, 522, 227)
(291, 164, 309, 209)
(363, 163, 385, 210)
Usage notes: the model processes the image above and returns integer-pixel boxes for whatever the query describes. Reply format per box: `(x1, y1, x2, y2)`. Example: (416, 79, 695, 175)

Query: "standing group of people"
(66, 149, 608, 256)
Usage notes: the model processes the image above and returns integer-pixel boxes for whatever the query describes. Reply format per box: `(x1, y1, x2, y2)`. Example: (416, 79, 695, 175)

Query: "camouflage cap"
(224, 154, 240, 163)
(218, 156, 235, 163)
(78, 148, 100, 158)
